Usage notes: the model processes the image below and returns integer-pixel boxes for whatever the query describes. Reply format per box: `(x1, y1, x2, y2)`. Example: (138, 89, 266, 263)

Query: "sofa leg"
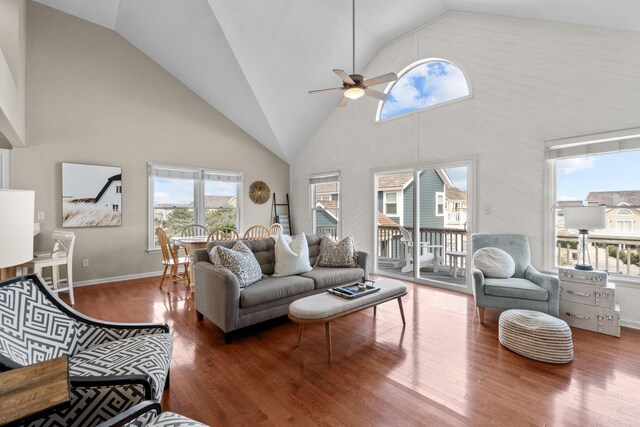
(224, 332, 232, 345)
(477, 307, 485, 324)
(196, 311, 203, 321)
(164, 369, 170, 390)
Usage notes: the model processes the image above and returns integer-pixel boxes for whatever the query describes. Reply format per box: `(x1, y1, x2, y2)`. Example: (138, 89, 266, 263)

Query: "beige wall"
(0, 0, 26, 147)
(291, 12, 640, 326)
(11, 2, 289, 282)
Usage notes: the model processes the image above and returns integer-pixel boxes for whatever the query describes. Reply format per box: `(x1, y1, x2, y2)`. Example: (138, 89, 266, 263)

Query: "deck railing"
(556, 232, 640, 276)
(377, 226, 468, 270)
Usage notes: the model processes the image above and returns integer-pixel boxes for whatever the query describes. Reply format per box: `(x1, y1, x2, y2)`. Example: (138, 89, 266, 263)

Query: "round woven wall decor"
(249, 181, 270, 204)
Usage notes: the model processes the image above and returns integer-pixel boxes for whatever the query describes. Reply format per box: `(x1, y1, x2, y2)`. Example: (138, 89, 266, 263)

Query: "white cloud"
(558, 156, 596, 174)
(381, 62, 469, 118)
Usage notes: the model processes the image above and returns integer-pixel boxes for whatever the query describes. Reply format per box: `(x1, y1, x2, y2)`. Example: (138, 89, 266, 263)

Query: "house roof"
(34, 1, 640, 162)
(377, 173, 413, 190)
(315, 182, 338, 195)
(558, 200, 584, 207)
(317, 200, 338, 220)
(377, 212, 399, 227)
(205, 195, 236, 209)
(446, 186, 466, 201)
(586, 191, 640, 206)
(94, 174, 121, 203)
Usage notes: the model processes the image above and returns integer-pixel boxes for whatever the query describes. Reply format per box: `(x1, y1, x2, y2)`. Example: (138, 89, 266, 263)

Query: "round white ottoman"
(498, 309, 573, 364)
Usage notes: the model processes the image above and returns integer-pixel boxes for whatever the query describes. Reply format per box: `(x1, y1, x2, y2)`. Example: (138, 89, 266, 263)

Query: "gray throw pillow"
(216, 241, 263, 288)
(315, 235, 358, 268)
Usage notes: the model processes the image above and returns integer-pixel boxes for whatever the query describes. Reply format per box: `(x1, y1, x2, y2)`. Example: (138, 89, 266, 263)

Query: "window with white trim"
(384, 192, 398, 215)
(547, 131, 640, 277)
(310, 173, 340, 240)
(148, 164, 242, 250)
(435, 192, 445, 216)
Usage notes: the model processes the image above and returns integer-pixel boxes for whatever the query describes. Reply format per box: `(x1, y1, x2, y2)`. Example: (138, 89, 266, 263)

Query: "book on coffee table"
(327, 280, 379, 299)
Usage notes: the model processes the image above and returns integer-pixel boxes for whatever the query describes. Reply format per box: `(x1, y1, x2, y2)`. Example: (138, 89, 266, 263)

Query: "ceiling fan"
(309, 0, 398, 107)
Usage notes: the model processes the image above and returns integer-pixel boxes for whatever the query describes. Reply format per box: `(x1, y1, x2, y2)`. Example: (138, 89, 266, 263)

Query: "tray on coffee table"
(327, 280, 379, 299)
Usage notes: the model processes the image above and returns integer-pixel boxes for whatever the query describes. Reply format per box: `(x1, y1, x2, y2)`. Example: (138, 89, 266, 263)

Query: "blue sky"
(379, 60, 469, 120)
(556, 151, 640, 201)
(154, 178, 236, 205)
(444, 167, 467, 191)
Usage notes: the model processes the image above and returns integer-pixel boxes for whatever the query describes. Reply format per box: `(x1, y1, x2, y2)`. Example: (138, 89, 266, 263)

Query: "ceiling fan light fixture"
(344, 87, 364, 100)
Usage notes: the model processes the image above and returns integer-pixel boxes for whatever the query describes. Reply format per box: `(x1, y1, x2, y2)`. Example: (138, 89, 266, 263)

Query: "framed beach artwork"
(62, 163, 122, 227)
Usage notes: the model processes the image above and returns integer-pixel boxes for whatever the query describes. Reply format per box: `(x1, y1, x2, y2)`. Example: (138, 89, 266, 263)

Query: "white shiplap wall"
(291, 12, 640, 327)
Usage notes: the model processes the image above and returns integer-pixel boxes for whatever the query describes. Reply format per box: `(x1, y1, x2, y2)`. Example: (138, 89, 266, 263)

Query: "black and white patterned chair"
(0, 274, 173, 427)
(99, 401, 208, 427)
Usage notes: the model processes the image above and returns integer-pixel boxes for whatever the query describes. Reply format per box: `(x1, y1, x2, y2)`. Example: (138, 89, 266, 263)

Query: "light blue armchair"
(471, 234, 560, 323)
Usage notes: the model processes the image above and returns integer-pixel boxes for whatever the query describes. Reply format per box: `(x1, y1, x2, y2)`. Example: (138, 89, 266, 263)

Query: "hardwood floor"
(67, 276, 640, 426)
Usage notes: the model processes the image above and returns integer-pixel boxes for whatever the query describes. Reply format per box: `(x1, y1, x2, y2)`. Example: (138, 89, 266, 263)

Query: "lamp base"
(574, 264, 594, 271)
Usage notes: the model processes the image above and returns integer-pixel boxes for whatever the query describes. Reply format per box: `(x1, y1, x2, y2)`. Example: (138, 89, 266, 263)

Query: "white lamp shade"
(0, 190, 35, 268)
(563, 206, 606, 230)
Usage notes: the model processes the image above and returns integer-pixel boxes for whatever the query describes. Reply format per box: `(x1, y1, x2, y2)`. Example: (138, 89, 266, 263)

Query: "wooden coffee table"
(288, 278, 407, 362)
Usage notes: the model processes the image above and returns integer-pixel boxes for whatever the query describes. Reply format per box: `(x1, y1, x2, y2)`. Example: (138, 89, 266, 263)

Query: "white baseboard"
(621, 319, 640, 330)
(74, 270, 163, 287)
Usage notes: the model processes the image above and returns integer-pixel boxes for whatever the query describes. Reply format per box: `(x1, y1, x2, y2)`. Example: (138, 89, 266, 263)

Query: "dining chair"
(243, 225, 270, 240)
(156, 227, 191, 293)
(180, 224, 209, 237)
(20, 230, 76, 305)
(268, 223, 283, 236)
(207, 227, 239, 242)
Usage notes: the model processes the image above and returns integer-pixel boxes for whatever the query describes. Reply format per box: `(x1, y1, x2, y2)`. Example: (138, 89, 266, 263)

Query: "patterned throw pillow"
(315, 235, 359, 268)
(216, 241, 263, 288)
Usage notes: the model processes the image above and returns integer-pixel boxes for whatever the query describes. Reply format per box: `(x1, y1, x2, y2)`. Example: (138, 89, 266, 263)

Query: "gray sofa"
(192, 234, 368, 342)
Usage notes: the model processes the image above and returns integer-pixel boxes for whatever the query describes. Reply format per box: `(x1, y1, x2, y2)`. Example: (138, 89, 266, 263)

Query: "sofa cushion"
(70, 333, 173, 400)
(473, 247, 515, 278)
(240, 276, 315, 308)
(484, 278, 548, 301)
(300, 267, 365, 289)
(216, 241, 263, 288)
(315, 235, 358, 268)
(273, 233, 312, 277)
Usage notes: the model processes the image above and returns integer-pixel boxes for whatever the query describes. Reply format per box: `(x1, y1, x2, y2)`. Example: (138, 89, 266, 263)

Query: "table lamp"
(563, 205, 606, 271)
(0, 190, 35, 281)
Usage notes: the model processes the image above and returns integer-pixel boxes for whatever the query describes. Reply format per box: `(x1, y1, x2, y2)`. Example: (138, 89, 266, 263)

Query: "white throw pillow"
(473, 247, 515, 278)
(273, 233, 312, 277)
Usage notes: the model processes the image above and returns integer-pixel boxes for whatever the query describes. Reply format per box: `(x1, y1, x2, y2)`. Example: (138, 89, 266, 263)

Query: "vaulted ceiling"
(34, 0, 640, 163)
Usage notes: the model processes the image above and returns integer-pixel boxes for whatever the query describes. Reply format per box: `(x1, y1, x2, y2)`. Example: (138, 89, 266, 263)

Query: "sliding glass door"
(375, 162, 472, 290)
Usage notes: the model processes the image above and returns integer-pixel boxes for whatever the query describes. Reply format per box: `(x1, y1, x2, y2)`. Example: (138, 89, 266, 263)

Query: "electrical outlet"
(37, 211, 45, 220)
(82, 259, 89, 267)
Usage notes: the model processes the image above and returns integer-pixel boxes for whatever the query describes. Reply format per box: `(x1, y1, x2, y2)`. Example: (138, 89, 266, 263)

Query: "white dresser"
(558, 267, 620, 337)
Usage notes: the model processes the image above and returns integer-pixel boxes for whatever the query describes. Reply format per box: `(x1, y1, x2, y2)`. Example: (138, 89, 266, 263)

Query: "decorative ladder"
(272, 193, 292, 235)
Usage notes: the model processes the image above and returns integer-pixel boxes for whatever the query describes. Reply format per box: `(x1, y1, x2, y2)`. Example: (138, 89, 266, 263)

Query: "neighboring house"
(94, 174, 122, 212)
(314, 182, 339, 201)
(204, 195, 236, 210)
(586, 191, 640, 235)
(377, 170, 467, 229)
(314, 199, 339, 237)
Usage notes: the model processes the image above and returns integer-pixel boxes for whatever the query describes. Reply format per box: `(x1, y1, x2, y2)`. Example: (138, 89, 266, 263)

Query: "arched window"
(617, 208, 632, 215)
(376, 59, 470, 121)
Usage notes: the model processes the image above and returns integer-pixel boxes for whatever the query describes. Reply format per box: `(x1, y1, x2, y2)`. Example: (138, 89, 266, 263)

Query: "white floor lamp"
(563, 205, 606, 271)
(0, 190, 35, 281)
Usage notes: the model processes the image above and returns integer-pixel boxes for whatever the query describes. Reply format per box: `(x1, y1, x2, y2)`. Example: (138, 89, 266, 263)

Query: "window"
(148, 164, 241, 250)
(310, 173, 340, 239)
(376, 59, 470, 121)
(436, 192, 445, 216)
(116, 185, 122, 194)
(112, 204, 119, 212)
(616, 220, 633, 234)
(384, 192, 398, 215)
(547, 131, 640, 277)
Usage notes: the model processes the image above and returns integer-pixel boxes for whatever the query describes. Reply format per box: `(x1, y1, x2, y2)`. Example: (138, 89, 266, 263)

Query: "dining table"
(171, 236, 209, 290)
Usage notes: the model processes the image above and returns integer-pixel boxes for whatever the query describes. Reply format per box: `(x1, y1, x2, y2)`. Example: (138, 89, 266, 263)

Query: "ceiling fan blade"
(364, 88, 388, 101)
(333, 69, 355, 85)
(309, 87, 344, 94)
(338, 96, 349, 107)
(363, 72, 398, 87)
